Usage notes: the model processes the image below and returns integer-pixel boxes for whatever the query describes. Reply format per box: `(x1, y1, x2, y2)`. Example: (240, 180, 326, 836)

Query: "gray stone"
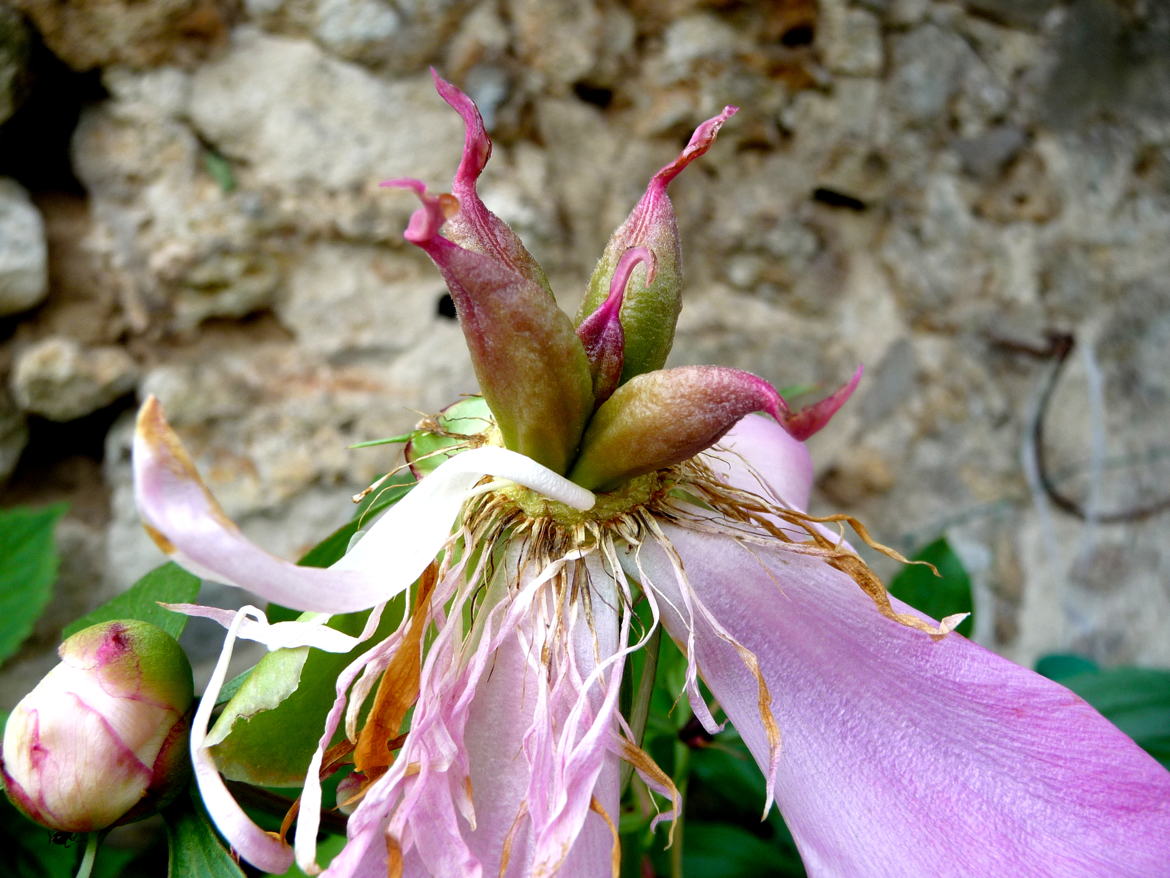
(820, 1, 884, 77)
(313, 0, 474, 72)
(9, 0, 230, 70)
(10, 337, 138, 421)
(888, 23, 1006, 129)
(275, 243, 441, 359)
(954, 126, 1028, 180)
(961, 0, 1057, 28)
(0, 179, 47, 317)
(188, 29, 465, 191)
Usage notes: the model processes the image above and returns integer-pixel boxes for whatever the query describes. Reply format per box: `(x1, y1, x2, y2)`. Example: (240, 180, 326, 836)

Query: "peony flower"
(1, 620, 193, 832)
(132, 73, 1170, 877)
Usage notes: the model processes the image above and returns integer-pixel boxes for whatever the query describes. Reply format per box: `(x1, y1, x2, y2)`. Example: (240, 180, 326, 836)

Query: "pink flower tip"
(652, 105, 740, 192)
(781, 364, 863, 441)
(384, 177, 459, 245)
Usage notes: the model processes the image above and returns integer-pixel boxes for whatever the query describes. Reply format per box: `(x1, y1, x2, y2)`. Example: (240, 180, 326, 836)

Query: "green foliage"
(0, 504, 66, 665)
(63, 563, 201, 641)
(888, 537, 974, 637)
(1037, 655, 1170, 768)
(0, 789, 78, 878)
(163, 788, 245, 878)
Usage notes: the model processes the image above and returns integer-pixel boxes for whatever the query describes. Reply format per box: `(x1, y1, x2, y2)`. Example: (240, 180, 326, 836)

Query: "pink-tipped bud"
(1, 620, 194, 832)
(576, 247, 655, 404)
(576, 107, 737, 385)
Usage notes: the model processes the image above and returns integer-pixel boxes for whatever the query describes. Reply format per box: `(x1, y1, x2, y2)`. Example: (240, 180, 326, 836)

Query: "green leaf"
(63, 563, 201, 641)
(1033, 653, 1099, 680)
(0, 504, 67, 664)
(682, 822, 803, 878)
(207, 601, 404, 786)
(0, 789, 78, 878)
(1036, 658, 1170, 768)
(888, 537, 973, 638)
(201, 149, 236, 194)
(163, 787, 245, 878)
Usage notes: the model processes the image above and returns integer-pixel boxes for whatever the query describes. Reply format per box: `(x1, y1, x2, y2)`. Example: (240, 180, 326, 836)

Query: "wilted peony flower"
(132, 72, 1170, 877)
(1, 620, 193, 833)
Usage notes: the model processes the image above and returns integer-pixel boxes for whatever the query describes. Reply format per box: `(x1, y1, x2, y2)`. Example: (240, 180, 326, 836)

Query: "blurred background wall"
(1, 0, 1168, 699)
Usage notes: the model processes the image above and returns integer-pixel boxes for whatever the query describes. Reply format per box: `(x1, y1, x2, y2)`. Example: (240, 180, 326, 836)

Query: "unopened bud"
(1, 620, 194, 832)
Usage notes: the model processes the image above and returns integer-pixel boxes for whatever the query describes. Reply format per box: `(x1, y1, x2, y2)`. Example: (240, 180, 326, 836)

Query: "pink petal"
(320, 554, 623, 878)
(636, 526, 1170, 875)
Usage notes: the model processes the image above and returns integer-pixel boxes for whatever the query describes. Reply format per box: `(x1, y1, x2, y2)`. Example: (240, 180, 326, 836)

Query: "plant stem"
(74, 833, 99, 878)
(669, 740, 691, 878)
(621, 624, 662, 792)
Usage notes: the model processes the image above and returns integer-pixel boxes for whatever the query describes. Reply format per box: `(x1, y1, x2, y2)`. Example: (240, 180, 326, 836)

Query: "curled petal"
(576, 247, 654, 404)
(635, 527, 1170, 875)
(162, 604, 362, 653)
(134, 397, 593, 613)
(781, 365, 862, 441)
(190, 607, 296, 874)
(568, 366, 782, 492)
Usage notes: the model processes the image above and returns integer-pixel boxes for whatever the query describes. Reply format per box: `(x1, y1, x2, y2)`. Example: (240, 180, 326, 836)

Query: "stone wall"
(2, 0, 1168, 698)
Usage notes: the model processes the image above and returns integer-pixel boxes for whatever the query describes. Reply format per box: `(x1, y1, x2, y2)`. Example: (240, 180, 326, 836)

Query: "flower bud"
(1, 620, 194, 832)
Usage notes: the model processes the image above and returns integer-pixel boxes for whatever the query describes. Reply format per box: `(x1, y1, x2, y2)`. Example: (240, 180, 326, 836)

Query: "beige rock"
(0, 179, 47, 317)
(10, 337, 138, 422)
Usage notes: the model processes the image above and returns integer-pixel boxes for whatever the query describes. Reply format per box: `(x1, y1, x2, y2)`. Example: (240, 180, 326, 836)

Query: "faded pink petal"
(190, 608, 297, 874)
(632, 527, 1170, 876)
(320, 554, 625, 878)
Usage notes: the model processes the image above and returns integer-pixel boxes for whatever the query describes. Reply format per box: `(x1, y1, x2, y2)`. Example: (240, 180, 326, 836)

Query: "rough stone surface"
(10, 336, 138, 421)
(1, 0, 1169, 692)
(9, 0, 231, 70)
(0, 178, 48, 317)
(188, 29, 465, 191)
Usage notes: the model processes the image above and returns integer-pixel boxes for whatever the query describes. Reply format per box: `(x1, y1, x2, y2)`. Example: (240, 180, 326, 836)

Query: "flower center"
(500, 469, 666, 529)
